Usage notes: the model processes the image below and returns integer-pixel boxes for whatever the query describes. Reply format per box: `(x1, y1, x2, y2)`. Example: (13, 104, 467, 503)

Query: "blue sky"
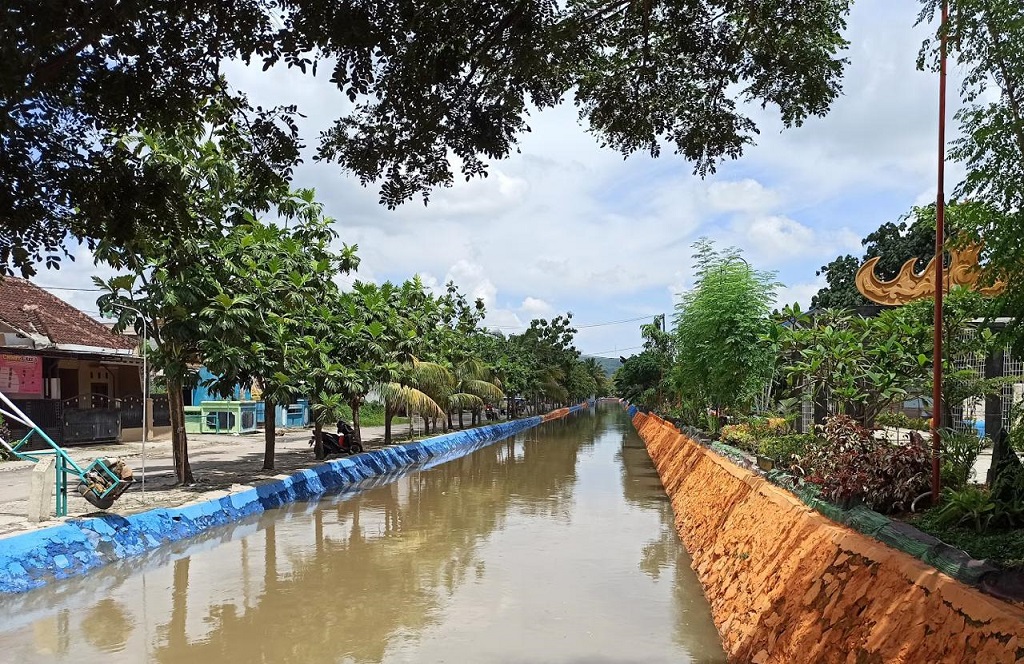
(39, 0, 961, 359)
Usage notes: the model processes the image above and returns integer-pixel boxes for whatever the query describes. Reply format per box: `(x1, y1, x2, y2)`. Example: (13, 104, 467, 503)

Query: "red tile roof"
(0, 278, 136, 351)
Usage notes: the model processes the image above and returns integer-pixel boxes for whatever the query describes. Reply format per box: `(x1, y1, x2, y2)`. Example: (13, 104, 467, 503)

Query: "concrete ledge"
(0, 408, 585, 595)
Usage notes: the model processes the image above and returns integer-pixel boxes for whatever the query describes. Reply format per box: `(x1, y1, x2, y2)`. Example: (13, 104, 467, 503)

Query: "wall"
(631, 410, 1024, 664)
(0, 404, 586, 594)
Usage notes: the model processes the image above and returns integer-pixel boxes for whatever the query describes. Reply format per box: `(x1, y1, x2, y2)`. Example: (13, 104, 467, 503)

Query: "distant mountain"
(583, 355, 622, 377)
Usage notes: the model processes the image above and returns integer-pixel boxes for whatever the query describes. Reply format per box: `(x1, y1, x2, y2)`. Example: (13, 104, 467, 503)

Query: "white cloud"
(775, 278, 828, 310)
(706, 179, 781, 213)
(444, 260, 497, 309)
(520, 297, 553, 317)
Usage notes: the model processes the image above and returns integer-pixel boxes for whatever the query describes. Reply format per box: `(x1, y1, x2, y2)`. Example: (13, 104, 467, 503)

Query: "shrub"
(0, 415, 10, 461)
(876, 411, 930, 431)
(799, 415, 931, 514)
(757, 434, 815, 468)
(934, 486, 997, 533)
(940, 429, 983, 491)
(720, 423, 756, 452)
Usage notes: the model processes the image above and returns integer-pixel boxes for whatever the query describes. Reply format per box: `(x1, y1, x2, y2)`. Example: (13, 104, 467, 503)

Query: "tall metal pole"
(141, 316, 147, 497)
(931, 0, 949, 502)
(108, 302, 147, 498)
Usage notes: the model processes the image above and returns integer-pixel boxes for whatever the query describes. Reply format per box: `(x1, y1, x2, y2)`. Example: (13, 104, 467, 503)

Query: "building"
(0, 278, 145, 446)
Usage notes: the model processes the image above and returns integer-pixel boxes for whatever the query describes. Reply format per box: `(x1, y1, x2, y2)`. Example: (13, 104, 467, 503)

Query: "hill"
(583, 355, 622, 378)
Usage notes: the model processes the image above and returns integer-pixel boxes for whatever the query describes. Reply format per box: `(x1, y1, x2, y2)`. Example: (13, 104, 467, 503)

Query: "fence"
(1003, 346, 1024, 434)
(152, 396, 171, 427)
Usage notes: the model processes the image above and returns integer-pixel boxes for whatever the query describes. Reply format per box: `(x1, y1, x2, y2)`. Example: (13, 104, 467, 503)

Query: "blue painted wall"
(191, 367, 251, 406)
(0, 406, 586, 594)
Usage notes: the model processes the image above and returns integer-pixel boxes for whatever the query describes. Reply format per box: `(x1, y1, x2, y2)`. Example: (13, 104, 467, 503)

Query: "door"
(58, 369, 77, 402)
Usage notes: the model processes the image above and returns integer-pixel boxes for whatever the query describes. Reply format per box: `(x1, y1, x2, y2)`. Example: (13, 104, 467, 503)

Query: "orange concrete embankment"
(633, 411, 1024, 664)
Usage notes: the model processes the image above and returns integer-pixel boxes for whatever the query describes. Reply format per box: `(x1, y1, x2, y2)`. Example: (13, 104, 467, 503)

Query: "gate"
(61, 394, 122, 444)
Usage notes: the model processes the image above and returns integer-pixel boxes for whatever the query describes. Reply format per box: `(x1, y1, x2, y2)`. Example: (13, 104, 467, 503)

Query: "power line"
(584, 344, 645, 357)
(492, 314, 658, 331)
(35, 284, 104, 292)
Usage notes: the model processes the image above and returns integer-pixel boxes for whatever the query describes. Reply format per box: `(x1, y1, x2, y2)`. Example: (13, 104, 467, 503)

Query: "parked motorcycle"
(309, 420, 363, 455)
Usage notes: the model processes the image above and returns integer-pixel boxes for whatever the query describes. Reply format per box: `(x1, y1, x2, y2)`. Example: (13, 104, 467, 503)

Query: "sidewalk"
(0, 423, 438, 539)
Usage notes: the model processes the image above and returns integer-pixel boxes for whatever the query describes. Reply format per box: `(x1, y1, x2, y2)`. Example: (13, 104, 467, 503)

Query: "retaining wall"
(631, 409, 1024, 664)
(0, 405, 586, 594)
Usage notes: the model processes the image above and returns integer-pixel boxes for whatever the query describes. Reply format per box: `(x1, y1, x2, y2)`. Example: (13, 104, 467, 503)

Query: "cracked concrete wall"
(632, 411, 1024, 664)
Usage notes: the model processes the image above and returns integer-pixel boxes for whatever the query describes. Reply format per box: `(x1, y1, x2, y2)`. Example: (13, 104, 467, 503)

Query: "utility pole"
(931, 0, 949, 502)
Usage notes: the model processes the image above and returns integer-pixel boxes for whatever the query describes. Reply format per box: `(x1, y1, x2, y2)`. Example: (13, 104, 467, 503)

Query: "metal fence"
(950, 330, 987, 436)
(152, 396, 171, 427)
(120, 394, 144, 429)
(1003, 346, 1024, 433)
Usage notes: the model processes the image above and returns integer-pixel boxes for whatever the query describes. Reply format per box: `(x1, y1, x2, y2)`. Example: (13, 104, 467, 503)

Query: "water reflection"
(0, 408, 724, 663)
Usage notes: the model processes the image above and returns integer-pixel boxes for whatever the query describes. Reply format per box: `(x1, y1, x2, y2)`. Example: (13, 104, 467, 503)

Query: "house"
(0, 278, 145, 446)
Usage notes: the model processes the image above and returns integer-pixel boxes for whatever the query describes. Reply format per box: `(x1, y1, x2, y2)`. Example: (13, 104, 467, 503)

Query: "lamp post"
(107, 302, 148, 497)
(931, 0, 949, 503)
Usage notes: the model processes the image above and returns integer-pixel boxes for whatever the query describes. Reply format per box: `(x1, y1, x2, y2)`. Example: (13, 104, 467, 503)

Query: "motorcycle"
(309, 420, 364, 456)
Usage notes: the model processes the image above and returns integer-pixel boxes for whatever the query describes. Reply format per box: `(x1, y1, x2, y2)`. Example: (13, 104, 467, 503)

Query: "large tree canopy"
(916, 0, 1024, 343)
(3, 0, 851, 276)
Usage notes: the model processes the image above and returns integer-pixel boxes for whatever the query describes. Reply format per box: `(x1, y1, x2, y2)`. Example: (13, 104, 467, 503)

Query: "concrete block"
(27, 458, 55, 523)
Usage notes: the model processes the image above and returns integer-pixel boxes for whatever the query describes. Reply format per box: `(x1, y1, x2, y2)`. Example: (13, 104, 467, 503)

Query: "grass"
(337, 403, 408, 428)
(907, 509, 1024, 567)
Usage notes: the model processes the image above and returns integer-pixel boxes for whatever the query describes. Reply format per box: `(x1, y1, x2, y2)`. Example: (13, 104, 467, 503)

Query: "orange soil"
(633, 411, 1024, 664)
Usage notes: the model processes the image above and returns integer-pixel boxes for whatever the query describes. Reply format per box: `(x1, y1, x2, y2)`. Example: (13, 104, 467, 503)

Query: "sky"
(34, 0, 964, 359)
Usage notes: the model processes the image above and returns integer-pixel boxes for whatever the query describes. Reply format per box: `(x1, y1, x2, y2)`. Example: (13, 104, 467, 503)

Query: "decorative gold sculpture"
(855, 244, 1005, 306)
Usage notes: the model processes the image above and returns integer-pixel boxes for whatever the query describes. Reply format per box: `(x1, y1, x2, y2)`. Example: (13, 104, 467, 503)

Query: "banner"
(0, 354, 43, 396)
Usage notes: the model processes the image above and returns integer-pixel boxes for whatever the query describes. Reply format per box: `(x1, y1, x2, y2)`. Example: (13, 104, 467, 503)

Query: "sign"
(0, 354, 43, 396)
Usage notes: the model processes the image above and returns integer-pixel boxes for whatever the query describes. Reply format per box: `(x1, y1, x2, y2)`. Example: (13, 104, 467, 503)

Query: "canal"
(0, 406, 726, 663)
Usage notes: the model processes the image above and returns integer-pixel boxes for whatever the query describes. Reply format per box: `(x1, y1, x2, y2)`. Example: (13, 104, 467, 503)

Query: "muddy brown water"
(0, 406, 726, 663)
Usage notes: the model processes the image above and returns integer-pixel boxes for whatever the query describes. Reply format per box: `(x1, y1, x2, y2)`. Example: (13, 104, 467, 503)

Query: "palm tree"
(450, 357, 504, 427)
(582, 357, 609, 397)
(379, 358, 449, 445)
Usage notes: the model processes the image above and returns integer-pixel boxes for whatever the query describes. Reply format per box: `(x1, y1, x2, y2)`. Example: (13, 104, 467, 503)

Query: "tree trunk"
(447, 409, 454, 430)
(349, 397, 363, 447)
(313, 420, 325, 460)
(422, 414, 430, 434)
(167, 377, 194, 484)
(384, 402, 394, 446)
(458, 409, 464, 429)
(263, 396, 276, 470)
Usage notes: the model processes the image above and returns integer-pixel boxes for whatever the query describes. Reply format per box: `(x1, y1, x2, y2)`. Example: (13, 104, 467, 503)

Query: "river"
(0, 405, 725, 663)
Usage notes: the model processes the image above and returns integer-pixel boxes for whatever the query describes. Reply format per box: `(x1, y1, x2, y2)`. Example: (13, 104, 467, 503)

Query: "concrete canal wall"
(630, 409, 1024, 664)
(0, 404, 588, 594)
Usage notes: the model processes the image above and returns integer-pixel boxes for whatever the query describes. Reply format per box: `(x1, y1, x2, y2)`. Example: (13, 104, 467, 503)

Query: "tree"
(510, 314, 581, 410)
(93, 114, 291, 484)
(674, 240, 779, 421)
(4, 1, 853, 276)
(613, 351, 665, 408)
(776, 306, 925, 427)
(812, 210, 939, 309)
(917, 1, 1024, 344)
(199, 199, 359, 469)
(582, 357, 610, 397)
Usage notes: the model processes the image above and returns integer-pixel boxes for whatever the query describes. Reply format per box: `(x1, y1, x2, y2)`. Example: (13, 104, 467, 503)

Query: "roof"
(0, 278, 136, 352)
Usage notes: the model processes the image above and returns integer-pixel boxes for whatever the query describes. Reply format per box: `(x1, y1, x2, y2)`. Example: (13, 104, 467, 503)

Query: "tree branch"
(984, 19, 1024, 160)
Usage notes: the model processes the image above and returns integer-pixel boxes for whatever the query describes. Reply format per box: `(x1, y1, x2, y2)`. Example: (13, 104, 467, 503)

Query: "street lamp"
(106, 302, 148, 498)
